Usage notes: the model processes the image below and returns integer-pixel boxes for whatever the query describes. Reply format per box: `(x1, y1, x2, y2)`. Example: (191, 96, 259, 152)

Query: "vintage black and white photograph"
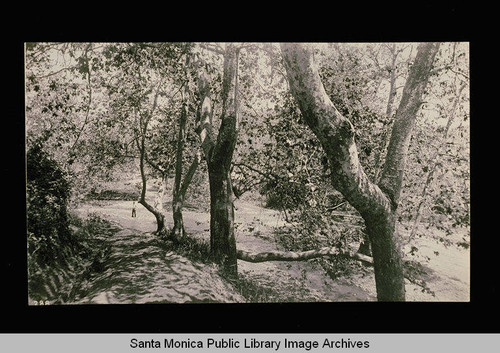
(25, 42, 470, 304)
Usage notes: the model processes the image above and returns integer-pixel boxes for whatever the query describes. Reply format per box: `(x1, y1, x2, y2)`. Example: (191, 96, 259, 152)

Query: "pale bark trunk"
(373, 43, 399, 183)
(378, 43, 440, 207)
(359, 44, 398, 256)
(138, 135, 167, 235)
(281, 42, 439, 301)
(196, 44, 239, 278)
(154, 174, 166, 214)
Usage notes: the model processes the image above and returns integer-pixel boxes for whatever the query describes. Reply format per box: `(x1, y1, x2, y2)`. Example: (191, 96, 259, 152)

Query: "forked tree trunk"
(281, 42, 439, 301)
(359, 44, 399, 256)
(196, 44, 240, 278)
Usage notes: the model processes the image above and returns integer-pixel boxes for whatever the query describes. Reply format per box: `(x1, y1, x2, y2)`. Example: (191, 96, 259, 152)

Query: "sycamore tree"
(280, 42, 440, 301)
(194, 43, 240, 277)
(232, 43, 468, 300)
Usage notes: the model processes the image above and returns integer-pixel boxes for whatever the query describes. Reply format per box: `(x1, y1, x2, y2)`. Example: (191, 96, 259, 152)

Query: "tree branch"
(144, 152, 167, 175)
(378, 43, 441, 207)
(236, 247, 374, 265)
(198, 43, 225, 55)
(232, 162, 277, 181)
(237, 247, 340, 262)
(280, 43, 392, 221)
(179, 152, 201, 198)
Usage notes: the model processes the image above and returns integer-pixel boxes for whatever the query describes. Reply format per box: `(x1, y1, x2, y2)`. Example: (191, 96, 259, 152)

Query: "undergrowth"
(155, 235, 212, 264)
(229, 273, 284, 303)
(28, 212, 119, 304)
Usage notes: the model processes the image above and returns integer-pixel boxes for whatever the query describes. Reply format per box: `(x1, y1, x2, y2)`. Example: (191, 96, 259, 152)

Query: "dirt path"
(74, 199, 469, 302)
(71, 203, 244, 303)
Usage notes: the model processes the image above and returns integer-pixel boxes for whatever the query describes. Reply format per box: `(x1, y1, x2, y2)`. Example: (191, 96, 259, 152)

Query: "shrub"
(27, 141, 72, 270)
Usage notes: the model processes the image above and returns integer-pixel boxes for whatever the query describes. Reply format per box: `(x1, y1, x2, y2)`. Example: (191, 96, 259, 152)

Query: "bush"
(27, 141, 73, 269)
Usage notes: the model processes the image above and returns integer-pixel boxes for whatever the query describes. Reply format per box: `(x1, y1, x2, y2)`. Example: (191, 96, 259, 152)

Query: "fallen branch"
(237, 247, 339, 262)
(236, 247, 374, 265)
(351, 252, 374, 265)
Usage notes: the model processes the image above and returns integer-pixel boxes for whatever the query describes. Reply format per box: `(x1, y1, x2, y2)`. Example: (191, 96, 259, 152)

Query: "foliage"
(29, 211, 119, 303)
(317, 44, 388, 179)
(399, 42, 470, 246)
(234, 46, 379, 265)
(27, 139, 72, 269)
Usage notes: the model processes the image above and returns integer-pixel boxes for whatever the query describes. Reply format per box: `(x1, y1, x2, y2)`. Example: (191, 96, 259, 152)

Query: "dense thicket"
(27, 138, 72, 268)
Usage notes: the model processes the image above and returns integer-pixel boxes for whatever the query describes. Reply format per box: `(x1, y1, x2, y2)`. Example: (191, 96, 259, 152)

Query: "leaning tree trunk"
(134, 84, 168, 236)
(281, 42, 439, 301)
(138, 134, 167, 235)
(196, 44, 240, 278)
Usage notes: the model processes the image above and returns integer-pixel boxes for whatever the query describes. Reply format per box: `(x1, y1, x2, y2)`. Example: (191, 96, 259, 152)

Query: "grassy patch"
(155, 235, 212, 264)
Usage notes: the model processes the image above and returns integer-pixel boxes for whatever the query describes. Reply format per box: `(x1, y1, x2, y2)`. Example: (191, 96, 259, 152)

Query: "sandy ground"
(74, 196, 469, 302)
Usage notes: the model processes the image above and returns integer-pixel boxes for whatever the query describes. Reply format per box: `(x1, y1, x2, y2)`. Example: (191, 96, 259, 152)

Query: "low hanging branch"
(236, 247, 373, 265)
(237, 247, 339, 263)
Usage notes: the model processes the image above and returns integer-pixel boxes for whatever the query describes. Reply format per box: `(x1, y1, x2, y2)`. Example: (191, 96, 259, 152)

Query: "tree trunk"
(281, 42, 439, 301)
(172, 102, 188, 239)
(208, 161, 237, 276)
(237, 246, 373, 265)
(138, 140, 167, 235)
(134, 84, 168, 236)
(196, 44, 240, 278)
(359, 44, 399, 256)
(373, 43, 399, 183)
(154, 174, 166, 214)
(377, 43, 440, 207)
(172, 152, 200, 239)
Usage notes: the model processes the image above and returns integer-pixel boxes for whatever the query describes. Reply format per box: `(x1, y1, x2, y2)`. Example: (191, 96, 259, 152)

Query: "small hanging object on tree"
(132, 201, 137, 218)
